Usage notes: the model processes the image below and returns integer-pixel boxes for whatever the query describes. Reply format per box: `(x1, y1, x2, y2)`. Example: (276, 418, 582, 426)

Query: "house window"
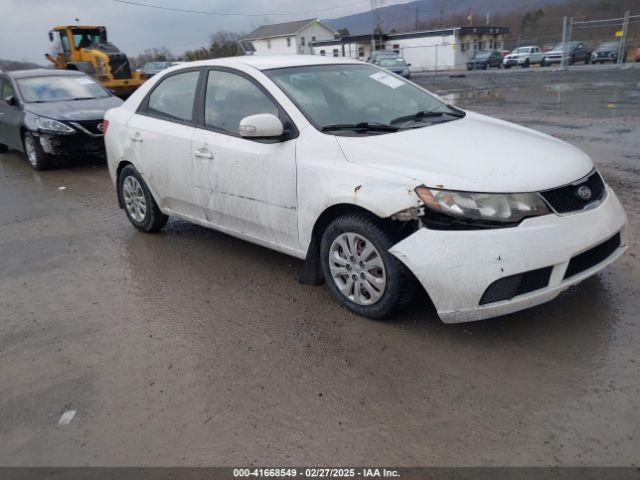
(358, 47, 364, 58)
(320, 50, 326, 56)
(301, 37, 306, 47)
(287, 37, 291, 47)
(267, 39, 271, 49)
(473, 39, 478, 51)
(311, 36, 316, 43)
(393, 44, 400, 54)
(333, 49, 339, 57)
(489, 38, 494, 50)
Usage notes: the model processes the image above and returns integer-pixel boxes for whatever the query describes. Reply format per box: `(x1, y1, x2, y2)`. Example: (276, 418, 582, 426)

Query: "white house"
(240, 18, 337, 56)
(310, 26, 509, 71)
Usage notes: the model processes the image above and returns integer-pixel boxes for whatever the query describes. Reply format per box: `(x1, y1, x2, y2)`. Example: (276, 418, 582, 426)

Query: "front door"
(191, 68, 298, 249)
(0, 78, 23, 150)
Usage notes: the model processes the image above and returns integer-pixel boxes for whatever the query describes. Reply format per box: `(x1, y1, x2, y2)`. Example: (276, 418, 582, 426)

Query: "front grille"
(109, 56, 132, 80)
(540, 171, 605, 214)
(480, 266, 553, 305)
(75, 120, 104, 135)
(564, 232, 621, 279)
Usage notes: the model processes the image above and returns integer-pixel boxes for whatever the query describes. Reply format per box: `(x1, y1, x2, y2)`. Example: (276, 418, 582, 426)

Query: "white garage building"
(310, 26, 510, 72)
(240, 18, 337, 56)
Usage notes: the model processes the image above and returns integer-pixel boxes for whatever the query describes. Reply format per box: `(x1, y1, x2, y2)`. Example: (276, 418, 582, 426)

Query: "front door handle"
(194, 150, 213, 159)
(131, 133, 143, 143)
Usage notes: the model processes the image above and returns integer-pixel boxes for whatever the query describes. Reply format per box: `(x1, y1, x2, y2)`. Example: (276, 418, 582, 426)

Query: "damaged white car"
(104, 56, 628, 323)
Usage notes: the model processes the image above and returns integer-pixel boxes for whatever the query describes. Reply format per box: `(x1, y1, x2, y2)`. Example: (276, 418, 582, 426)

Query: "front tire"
(522, 59, 530, 68)
(23, 132, 51, 170)
(118, 165, 168, 233)
(320, 213, 414, 320)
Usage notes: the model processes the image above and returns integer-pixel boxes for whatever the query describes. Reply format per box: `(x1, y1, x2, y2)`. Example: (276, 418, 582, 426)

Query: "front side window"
(147, 70, 199, 122)
(266, 64, 461, 134)
(204, 70, 278, 135)
(17, 75, 109, 103)
(1, 79, 15, 100)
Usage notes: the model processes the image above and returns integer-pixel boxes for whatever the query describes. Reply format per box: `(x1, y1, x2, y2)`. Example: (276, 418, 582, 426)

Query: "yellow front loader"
(45, 26, 145, 97)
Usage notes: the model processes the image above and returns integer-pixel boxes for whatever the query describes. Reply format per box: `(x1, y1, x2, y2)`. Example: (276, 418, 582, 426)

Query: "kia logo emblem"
(97, 123, 104, 132)
(577, 185, 592, 201)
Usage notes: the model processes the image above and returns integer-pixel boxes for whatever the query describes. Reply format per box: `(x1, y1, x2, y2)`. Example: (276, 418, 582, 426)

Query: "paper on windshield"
(73, 77, 95, 85)
(369, 71, 404, 89)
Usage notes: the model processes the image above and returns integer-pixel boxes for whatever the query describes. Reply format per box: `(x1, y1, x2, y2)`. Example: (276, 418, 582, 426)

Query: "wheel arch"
(115, 160, 133, 209)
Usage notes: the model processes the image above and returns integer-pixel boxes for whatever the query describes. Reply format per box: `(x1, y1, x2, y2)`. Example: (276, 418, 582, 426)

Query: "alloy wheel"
(329, 232, 387, 306)
(122, 175, 147, 223)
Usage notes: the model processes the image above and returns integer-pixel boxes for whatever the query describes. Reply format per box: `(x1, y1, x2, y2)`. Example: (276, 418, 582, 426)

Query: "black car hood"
(24, 96, 123, 121)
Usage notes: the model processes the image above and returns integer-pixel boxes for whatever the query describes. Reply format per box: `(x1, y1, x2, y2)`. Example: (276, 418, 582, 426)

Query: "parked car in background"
(636, 47, 640, 62)
(141, 61, 178, 78)
(503, 46, 543, 68)
(542, 41, 592, 66)
(467, 51, 503, 70)
(104, 55, 627, 323)
(377, 57, 411, 78)
(591, 41, 620, 63)
(367, 51, 401, 65)
(0, 69, 122, 170)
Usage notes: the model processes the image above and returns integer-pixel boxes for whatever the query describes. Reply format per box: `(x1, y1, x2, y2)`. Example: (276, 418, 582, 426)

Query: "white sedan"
(104, 55, 627, 323)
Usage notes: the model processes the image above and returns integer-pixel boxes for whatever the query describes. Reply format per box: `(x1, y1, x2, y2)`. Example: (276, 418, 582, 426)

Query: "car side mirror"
(4, 95, 17, 107)
(239, 113, 284, 139)
(407, 63, 412, 66)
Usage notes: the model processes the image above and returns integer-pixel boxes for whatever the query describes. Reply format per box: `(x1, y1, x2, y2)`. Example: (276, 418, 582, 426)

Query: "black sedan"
(466, 51, 503, 70)
(0, 69, 122, 170)
(591, 41, 620, 64)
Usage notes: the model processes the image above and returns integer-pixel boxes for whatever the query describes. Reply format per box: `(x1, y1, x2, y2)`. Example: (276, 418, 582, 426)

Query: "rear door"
(0, 77, 23, 150)
(126, 69, 202, 219)
(191, 68, 299, 249)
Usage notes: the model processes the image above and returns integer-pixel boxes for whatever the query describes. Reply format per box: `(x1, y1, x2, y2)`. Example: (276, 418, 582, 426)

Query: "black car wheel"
(23, 132, 52, 171)
(0, 143, 8, 154)
(522, 59, 530, 68)
(118, 165, 168, 233)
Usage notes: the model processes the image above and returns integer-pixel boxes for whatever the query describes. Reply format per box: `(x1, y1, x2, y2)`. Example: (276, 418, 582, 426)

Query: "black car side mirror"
(4, 95, 17, 107)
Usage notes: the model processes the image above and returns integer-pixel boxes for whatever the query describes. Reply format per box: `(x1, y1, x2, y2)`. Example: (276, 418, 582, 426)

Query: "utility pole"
(415, 6, 419, 30)
(486, 12, 490, 26)
(560, 16, 569, 69)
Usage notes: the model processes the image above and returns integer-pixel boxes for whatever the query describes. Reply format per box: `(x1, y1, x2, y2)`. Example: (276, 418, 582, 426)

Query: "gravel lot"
(1, 65, 638, 467)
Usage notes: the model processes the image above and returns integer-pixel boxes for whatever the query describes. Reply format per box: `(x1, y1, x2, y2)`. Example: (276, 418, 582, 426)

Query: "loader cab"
(49, 27, 107, 55)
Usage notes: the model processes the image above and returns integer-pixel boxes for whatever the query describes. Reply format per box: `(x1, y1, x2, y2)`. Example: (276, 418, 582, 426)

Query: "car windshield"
(17, 75, 109, 103)
(473, 52, 491, 59)
(265, 64, 461, 134)
(598, 42, 618, 49)
(515, 47, 530, 54)
(379, 58, 407, 67)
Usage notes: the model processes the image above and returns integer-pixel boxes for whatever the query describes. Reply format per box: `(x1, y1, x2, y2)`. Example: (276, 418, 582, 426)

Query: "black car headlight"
(35, 116, 75, 135)
(415, 186, 551, 225)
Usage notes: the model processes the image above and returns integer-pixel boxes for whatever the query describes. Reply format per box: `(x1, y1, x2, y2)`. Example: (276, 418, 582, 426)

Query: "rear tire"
(320, 213, 414, 320)
(117, 165, 168, 233)
(23, 132, 52, 170)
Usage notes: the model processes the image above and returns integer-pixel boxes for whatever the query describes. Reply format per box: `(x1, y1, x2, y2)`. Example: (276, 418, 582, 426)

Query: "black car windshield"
(265, 64, 461, 134)
(17, 75, 110, 103)
(472, 52, 491, 59)
(379, 58, 408, 67)
(598, 42, 618, 49)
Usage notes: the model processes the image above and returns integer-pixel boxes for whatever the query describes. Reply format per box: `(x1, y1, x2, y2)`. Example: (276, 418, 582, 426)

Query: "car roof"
(177, 55, 362, 71)
(6, 69, 87, 79)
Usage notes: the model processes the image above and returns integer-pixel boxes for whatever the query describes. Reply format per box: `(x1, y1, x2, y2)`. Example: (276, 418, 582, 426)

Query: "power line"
(112, 0, 371, 17)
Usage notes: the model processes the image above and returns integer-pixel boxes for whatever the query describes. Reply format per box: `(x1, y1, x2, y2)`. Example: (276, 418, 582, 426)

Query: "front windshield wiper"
(390, 109, 465, 125)
(71, 97, 98, 101)
(321, 122, 399, 133)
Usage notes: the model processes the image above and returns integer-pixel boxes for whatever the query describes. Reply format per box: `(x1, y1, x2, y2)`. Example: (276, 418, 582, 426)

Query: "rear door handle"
(131, 133, 143, 143)
(194, 150, 213, 159)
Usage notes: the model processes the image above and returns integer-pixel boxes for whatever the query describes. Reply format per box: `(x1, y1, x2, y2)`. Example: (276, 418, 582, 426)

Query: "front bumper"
(36, 132, 105, 158)
(389, 187, 628, 323)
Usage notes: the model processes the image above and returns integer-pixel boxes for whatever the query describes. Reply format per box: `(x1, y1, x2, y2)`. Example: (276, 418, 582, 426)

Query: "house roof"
(241, 18, 335, 41)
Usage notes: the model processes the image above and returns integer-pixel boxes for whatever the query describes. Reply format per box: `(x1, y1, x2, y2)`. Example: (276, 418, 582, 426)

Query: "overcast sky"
(0, 0, 412, 63)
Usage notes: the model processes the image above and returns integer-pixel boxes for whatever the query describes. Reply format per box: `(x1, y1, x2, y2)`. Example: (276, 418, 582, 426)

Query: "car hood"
(335, 111, 593, 193)
(24, 96, 123, 121)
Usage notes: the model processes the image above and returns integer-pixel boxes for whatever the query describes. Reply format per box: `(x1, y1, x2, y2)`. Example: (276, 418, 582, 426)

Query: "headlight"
(35, 116, 75, 134)
(415, 186, 550, 225)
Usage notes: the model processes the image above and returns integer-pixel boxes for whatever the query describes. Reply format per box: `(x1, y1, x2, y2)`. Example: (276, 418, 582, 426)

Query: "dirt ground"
(0, 66, 638, 467)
